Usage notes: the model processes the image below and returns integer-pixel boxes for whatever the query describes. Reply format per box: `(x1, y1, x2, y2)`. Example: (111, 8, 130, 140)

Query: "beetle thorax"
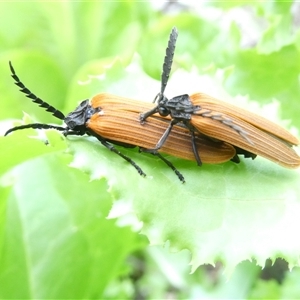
(64, 99, 100, 130)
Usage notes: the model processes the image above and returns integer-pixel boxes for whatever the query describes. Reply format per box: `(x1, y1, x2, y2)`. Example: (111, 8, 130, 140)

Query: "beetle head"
(64, 100, 99, 131)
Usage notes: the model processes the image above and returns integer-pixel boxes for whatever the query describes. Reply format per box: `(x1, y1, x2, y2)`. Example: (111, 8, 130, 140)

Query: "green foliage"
(0, 151, 144, 298)
(0, 1, 299, 298)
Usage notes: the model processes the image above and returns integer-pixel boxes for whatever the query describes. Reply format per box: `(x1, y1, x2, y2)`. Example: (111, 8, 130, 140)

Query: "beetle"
(188, 92, 300, 168)
(5, 62, 238, 182)
(140, 27, 300, 169)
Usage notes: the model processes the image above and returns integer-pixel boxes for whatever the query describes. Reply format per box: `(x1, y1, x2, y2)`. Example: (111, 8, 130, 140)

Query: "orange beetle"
(140, 27, 300, 169)
(5, 62, 238, 182)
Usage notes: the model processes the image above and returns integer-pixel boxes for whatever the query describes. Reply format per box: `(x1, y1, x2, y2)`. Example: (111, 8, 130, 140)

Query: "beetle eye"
(86, 107, 99, 119)
(67, 120, 77, 129)
(158, 106, 170, 117)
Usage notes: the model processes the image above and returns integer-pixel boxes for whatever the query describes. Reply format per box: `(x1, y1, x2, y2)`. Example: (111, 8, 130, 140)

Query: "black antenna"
(4, 123, 66, 136)
(160, 27, 178, 99)
(140, 27, 178, 122)
(9, 61, 65, 120)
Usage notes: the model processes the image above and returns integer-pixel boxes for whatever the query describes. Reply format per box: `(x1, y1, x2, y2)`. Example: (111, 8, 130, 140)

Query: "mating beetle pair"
(5, 28, 300, 181)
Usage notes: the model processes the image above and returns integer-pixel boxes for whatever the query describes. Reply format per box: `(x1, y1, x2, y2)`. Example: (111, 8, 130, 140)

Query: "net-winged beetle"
(5, 62, 239, 182)
(140, 28, 300, 169)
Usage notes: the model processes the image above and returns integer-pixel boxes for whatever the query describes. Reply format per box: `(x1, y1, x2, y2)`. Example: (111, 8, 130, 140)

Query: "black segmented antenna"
(4, 123, 66, 136)
(160, 27, 178, 98)
(9, 61, 65, 120)
(198, 110, 253, 145)
(140, 27, 179, 122)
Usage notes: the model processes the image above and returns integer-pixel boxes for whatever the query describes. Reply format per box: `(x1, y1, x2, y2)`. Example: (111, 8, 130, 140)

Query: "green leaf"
(257, 14, 294, 54)
(65, 55, 159, 113)
(0, 52, 67, 122)
(138, 15, 223, 78)
(37, 1, 150, 76)
(257, 1, 295, 54)
(281, 267, 300, 298)
(0, 130, 67, 175)
(0, 3, 44, 48)
(70, 137, 300, 274)
(248, 279, 281, 299)
(224, 45, 300, 127)
(0, 153, 142, 298)
(63, 58, 300, 274)
(207, 1, 258, 10)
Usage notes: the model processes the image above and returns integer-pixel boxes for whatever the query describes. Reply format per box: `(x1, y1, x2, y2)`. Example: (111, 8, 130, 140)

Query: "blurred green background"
(0, 1, 300, 299)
